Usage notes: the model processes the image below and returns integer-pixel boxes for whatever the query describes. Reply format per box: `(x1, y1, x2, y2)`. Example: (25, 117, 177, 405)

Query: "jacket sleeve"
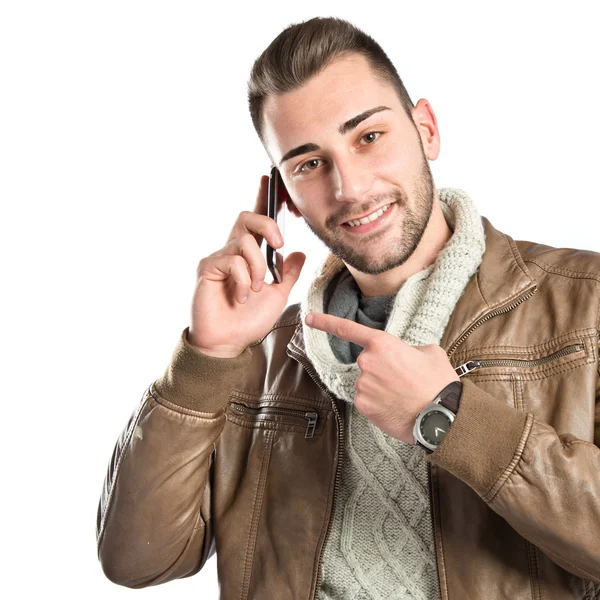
(428, 373, 600, 584)
(96, 327, 252, 588)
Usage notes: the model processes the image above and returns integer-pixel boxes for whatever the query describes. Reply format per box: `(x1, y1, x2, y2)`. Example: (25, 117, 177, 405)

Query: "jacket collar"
(287, 215, 538, 361)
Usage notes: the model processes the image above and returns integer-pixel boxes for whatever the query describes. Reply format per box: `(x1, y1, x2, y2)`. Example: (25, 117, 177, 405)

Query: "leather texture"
(97, 215, 600, 599)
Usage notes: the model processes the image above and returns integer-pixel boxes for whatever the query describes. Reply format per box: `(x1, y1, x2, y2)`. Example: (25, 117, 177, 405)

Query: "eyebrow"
(278, 105, 391, 167)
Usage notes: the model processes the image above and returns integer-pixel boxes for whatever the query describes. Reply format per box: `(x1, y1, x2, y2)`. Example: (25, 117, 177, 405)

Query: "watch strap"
(437, 380, 463, 414)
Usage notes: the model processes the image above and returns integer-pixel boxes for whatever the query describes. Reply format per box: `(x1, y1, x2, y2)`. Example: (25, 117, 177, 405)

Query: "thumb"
(279, 251, 307, 290)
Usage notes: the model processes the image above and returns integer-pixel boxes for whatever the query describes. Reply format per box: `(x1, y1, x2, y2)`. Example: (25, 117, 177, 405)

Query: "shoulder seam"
(524, 257, 600, 283)
(248, 317, 300, 347)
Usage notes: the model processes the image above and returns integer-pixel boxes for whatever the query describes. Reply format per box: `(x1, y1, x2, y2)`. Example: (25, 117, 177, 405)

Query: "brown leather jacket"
(97, 216, 600, 599)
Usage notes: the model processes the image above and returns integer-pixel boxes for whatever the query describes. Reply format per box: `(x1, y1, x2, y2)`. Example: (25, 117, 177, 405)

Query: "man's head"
(247, 17, 442, 278)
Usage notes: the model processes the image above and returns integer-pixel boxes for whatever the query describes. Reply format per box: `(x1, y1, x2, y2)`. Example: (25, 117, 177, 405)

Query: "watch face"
(420, 410, 452, 445)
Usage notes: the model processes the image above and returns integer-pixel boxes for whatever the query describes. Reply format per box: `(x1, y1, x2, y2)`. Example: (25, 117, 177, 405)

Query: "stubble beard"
(303, 157, 435, 276)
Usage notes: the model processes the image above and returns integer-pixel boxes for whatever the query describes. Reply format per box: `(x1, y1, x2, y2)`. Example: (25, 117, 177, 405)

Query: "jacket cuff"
(153, 327, 252, 413)
(427, 378, 529, 498)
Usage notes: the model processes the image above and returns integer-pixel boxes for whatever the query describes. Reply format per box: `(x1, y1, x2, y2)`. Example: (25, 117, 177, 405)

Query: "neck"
(346, 193, 453, 299)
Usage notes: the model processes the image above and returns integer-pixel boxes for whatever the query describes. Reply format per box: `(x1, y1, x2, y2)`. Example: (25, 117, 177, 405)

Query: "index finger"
(305, 312, 378, 348)
(225, 177, 282, 250)
(253, 174, 269, 216)
(256, 172, 287, 219)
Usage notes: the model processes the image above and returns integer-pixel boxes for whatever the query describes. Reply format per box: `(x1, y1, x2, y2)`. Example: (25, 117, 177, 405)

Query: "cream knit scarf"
(299, 188, 486, 600)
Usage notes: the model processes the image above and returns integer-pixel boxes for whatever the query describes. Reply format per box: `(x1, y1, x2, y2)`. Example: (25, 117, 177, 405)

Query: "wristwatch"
(413, 381, 462, 454)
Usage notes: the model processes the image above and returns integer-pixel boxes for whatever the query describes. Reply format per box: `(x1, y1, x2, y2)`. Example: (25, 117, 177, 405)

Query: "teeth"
(346, 203, 391, 227)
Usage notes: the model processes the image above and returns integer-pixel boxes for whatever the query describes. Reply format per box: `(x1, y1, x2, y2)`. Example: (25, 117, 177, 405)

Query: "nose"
(331, 152, 374, 204)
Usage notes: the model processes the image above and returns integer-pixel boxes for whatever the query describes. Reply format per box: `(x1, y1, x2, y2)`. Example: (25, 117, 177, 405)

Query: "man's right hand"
(188, 175, 307, 358)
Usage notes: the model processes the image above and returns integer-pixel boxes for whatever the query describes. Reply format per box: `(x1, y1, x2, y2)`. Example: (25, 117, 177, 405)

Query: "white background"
(1, 0, 598, 597)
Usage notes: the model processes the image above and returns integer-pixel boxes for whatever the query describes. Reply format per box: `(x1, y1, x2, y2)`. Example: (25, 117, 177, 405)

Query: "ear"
(411, 98, 440, 161)
(280, 180, 303, 218)
(285, 197, 303, 218)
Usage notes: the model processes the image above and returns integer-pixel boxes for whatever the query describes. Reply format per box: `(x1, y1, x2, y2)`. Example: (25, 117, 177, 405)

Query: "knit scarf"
(299, 188, 486, 600)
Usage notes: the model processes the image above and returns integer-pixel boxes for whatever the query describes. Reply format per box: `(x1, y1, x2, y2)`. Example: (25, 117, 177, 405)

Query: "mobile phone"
(266, 166, 286, 283)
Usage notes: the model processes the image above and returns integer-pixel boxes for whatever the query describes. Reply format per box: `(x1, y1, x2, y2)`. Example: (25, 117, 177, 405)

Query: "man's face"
(262, 53, 439, 276)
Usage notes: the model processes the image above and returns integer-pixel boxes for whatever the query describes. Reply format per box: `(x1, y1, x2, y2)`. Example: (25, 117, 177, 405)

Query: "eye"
(361, 131, 382, 145)
(298, 158, 322, 173)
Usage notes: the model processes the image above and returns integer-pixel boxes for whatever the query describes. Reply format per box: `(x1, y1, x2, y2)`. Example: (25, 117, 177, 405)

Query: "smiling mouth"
(342, 202, 395, 226)
(340, 203, 388, 226)
(340, 201, 396, 234)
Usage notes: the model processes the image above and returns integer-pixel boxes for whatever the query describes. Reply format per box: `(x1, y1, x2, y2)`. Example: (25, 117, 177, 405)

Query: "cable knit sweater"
(299, 188, 486, 600)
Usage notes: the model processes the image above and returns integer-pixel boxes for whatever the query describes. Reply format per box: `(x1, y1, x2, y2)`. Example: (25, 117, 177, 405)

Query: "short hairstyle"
(247, 16, 416, 146)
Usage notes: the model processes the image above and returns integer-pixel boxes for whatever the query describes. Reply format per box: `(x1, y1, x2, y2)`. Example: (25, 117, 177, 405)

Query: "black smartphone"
(266, 166, 286, 283)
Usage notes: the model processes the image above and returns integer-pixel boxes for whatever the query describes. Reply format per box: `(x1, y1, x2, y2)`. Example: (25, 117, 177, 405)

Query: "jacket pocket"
(227, 400, 320, 439)
(453, 340, 587, 379)
(451, 336, 595, 438)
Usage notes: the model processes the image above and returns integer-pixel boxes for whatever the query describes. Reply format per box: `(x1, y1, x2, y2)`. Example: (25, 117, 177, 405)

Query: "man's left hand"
(305, 312, 460, 444)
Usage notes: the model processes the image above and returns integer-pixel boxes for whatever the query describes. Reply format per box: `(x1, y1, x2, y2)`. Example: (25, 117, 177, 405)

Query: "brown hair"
(247, 17, 415, 146)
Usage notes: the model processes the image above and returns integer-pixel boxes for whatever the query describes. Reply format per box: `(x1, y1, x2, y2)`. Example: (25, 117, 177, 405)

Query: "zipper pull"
(305, 412, 318, 439)
(454, 360, 482, 377)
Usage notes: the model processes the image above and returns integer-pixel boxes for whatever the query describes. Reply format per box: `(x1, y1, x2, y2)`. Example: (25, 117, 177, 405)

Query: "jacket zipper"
(229, 402, 319, 439)
(427, 462, 442, 597)
(453, 342, 584, 376)
(286, 347, 345, 600)
(446, 285, 538, 357)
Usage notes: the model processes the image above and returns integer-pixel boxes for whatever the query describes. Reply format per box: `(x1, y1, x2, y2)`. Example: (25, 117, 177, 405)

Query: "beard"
(302, 153, 435, 276)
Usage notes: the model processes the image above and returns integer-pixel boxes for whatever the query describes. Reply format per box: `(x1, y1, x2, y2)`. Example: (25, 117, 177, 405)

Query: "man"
(97, 16, 600, 599)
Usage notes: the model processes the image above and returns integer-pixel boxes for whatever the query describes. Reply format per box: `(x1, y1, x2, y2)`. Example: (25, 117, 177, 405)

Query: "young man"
(97, 17, 600, 599)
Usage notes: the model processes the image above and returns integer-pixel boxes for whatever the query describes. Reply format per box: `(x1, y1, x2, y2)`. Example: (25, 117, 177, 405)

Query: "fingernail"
(305, 313, 313, 326)
(241, 296, 248, 303)
(274, 234, 283, 246)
